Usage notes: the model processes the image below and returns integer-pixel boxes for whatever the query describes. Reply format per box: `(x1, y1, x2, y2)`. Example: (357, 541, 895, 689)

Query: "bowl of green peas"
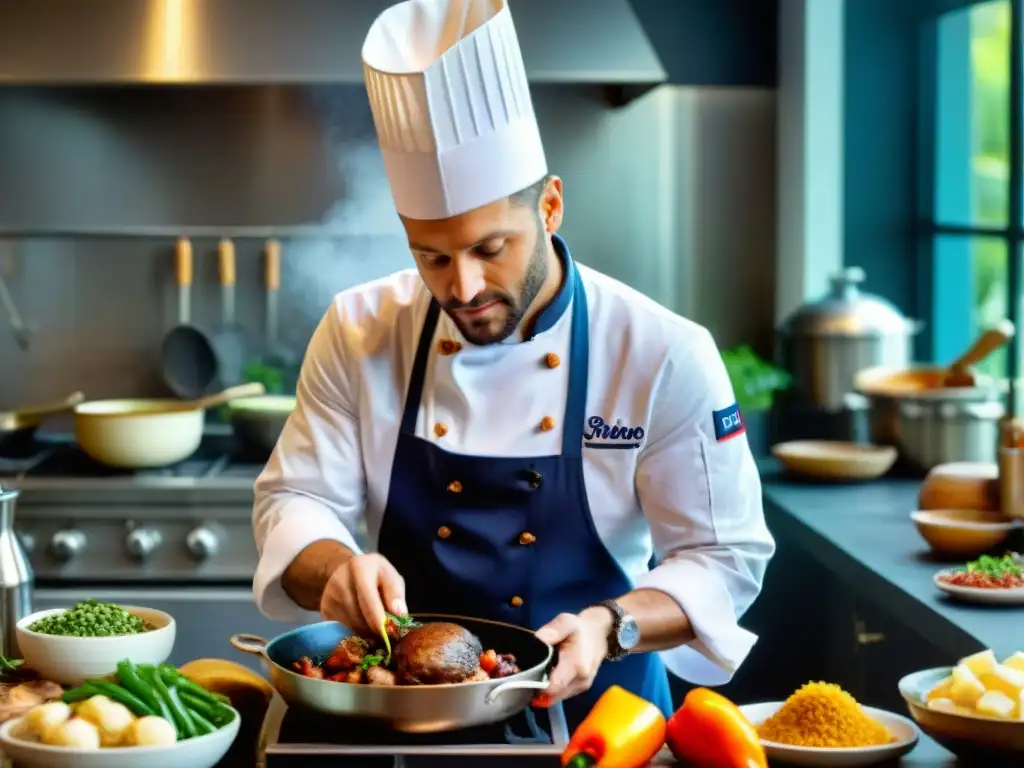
(17, 601, 176, 686)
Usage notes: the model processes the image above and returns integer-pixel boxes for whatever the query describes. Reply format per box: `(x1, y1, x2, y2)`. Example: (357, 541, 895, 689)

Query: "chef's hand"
(531, 609, 611, 707)
(320, 553, 408, 636)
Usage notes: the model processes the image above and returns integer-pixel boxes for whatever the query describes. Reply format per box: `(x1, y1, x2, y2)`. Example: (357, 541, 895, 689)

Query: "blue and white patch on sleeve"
(712, 403, 746, 442)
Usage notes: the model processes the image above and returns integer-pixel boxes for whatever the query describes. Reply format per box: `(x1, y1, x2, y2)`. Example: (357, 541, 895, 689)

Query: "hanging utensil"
(263, 239, 295, 369)
(943, 320, 1015, 387)
(160, 237, 218, 398)
(0, 267, 30, 353)
(0, 392, 85, 453)
(73, 382, 265, 469)
(210, 238, 248, 389)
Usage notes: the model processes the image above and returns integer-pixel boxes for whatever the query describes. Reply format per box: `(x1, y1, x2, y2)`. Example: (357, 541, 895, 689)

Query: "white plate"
(0, 707, 240, 768)
(933, 570, 1024, 605)
(739, 702, 920, 767)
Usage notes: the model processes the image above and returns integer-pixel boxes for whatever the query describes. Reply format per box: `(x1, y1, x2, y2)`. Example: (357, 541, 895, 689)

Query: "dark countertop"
(762, 472, 1021, 661)
(762, 470, 1023, 766)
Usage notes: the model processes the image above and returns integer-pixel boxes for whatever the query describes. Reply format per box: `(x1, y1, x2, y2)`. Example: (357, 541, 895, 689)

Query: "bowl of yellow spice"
(740, 682, 920, 766)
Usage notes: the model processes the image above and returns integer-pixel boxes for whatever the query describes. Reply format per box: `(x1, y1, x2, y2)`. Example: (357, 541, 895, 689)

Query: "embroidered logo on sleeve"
(582, 416, 645, 449)
(713, 403, 745, 442)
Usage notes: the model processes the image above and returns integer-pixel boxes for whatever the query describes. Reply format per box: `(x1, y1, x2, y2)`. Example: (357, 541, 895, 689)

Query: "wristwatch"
(593, 599, 640, 661)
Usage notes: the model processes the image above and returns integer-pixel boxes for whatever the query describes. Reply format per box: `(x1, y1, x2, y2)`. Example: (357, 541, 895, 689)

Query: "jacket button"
(447, 480, 463, 493)
(437, 526, 452, 539)
(510, 596, 524, 608)
(539, 416, 555, 432)
(437, 338, 462, 356)
(434, 422, 448, 438)
(525, 470, 542, 489)
(519, 532, 536, 546)
(545, 353, 561, 368)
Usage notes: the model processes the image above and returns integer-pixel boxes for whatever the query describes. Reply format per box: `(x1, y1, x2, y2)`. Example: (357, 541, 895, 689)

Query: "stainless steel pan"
(230, 614, 552, 734)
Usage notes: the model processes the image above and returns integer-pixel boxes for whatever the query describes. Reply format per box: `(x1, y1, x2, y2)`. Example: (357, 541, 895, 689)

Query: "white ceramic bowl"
(16, 606, 176, 686)
(0, 706, 240, 768)
(739, 702, 920, 766)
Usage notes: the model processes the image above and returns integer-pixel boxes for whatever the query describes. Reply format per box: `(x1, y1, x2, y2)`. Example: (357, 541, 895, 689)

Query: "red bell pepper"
(665, 687, 766, 768)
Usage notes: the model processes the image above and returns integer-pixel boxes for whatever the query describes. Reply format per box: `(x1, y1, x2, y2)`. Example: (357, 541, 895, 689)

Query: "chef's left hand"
(532, 609, 611, 707)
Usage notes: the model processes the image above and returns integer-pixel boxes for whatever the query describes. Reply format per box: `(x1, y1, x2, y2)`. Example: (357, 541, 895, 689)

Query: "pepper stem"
(565, 753, 597, 768)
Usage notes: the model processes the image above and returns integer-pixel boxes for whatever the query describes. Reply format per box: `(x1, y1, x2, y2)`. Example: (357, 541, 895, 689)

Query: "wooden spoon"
(943, 320, 1015, 387)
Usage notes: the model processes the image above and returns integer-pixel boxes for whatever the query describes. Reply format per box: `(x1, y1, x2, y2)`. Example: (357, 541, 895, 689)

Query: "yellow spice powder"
(757, 681, 892, 748)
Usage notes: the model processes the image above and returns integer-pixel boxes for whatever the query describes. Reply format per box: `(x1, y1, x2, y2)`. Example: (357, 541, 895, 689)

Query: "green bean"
(166, 685, 198, 739)
(135, 667, 176, 730)
(187, 709, 217, 735)
(179, 690, 231, 725)
(158, 665, 230, 705)
(143, 667, 190, 739)
(61, 683, 102, 704)
(83, 679, 155, 718)
(115, 660, 160, 711)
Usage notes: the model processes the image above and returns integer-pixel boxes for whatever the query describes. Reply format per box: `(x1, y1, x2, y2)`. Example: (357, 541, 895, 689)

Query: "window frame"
(921, 0, 1023, 380)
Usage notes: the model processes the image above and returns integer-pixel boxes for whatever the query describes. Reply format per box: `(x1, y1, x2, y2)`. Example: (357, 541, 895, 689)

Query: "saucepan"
(230, 614, 552, 733)
(73, 382, 266, 469)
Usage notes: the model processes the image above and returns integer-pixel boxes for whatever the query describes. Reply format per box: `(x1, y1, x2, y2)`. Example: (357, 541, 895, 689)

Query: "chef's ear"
(540, 176, 564, 234)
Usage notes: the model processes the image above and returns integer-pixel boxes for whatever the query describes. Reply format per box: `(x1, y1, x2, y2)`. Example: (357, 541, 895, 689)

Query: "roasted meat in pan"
(290, 617, 522, 686)
(393, 622, 483, 684)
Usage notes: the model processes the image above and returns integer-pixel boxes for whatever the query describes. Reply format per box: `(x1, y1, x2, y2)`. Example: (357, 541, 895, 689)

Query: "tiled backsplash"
(0, 85, 776, 406)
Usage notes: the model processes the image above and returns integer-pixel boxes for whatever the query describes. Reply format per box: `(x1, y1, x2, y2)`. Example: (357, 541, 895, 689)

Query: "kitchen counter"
(762, 471, 1021, 662)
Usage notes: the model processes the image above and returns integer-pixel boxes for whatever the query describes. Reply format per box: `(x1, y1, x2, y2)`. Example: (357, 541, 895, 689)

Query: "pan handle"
(230, 633, 271, 658)
(485, 679, 549, 705)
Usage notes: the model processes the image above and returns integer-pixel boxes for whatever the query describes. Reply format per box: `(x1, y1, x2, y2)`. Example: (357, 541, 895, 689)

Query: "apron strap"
(399, 265, 590, 454)
(399, 299, 442, 436)
(561, 264, 589, 458)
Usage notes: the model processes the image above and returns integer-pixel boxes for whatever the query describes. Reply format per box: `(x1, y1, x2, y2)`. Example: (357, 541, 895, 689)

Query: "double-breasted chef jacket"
(252, 234, 777, 723)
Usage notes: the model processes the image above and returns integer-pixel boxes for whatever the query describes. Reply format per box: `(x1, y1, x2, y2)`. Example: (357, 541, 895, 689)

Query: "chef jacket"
(252, 261, 776, 687)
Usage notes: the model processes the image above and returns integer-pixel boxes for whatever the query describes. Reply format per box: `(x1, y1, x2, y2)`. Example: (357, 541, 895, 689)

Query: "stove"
(0, 430, 264, 583)
(258, 695, 568, 768)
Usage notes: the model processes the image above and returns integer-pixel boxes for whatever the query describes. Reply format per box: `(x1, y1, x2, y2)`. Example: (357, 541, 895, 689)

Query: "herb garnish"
(957, 553, 1023, 578)
(360, 652, 385, 670)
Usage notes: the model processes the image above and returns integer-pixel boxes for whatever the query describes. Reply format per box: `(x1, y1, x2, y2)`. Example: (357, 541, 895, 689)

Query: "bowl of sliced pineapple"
(898, 649, 1024, 757)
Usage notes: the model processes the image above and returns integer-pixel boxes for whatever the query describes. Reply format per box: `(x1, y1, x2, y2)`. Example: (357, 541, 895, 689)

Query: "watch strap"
(595, 599, 629, 661)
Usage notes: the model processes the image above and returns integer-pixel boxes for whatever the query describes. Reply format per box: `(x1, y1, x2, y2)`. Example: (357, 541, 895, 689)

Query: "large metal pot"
(230, 614, 552, 733)
(854, 364, 1001, 446)
(897, 399, 1004, 472)
(777, 267, 923, 411)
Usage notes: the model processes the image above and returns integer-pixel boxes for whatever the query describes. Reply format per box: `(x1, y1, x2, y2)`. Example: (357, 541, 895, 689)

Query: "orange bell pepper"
(561, 685, 666, 768)
(665, 688, 766, 768)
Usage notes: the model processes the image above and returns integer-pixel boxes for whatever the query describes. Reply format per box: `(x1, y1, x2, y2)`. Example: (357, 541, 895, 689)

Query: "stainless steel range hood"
(0, 0, 666, 94)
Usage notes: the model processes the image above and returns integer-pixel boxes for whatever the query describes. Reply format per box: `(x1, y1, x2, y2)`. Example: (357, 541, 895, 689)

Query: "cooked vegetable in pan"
(291, 614, 521, 686)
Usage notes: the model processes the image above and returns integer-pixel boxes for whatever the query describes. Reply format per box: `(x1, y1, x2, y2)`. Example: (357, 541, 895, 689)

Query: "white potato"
(76, 696, 135, 746)
(22, 701, 72, 740)
(128, 716, 177, 747)
(42, 716, 101, 749)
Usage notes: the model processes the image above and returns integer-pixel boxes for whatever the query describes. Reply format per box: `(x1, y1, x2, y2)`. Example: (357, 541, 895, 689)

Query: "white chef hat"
(362, 0, 548, 221)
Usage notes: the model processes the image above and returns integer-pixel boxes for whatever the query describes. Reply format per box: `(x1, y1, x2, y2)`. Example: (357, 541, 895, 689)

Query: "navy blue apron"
(377, 253, 673, 731)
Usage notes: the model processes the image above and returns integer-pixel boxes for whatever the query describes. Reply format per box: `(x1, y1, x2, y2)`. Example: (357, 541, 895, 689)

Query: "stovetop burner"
(0, 433, 266, 481)
(261, 697, 568, 768)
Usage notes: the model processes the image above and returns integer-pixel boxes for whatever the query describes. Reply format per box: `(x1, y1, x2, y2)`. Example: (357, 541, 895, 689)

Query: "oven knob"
(49, 530, 86, 563)
(125, 528, 163, 562)
(186, 526, 220, 561)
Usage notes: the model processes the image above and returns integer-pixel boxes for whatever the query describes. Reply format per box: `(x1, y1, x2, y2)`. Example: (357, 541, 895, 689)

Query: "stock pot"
(777, 267, 923, 411)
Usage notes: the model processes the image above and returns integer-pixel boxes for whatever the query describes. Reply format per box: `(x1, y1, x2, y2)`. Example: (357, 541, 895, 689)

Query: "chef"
(252, 0, 775, 728)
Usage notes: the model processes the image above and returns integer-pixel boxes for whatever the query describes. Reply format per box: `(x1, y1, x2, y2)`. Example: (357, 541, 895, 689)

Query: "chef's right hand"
(320, 552, 408, 635)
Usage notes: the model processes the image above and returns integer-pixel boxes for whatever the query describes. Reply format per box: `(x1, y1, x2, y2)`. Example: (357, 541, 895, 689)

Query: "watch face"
(617, 615, 641, 651)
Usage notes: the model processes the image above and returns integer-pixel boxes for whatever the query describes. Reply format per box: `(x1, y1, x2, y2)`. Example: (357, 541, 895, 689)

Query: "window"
(926, 0, 1017, 378)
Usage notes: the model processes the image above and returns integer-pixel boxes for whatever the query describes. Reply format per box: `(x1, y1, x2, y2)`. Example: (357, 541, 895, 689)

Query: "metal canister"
(776, 267, 923, 411)
(0, 486, 33, 657)
(999, 417, 1024, 520)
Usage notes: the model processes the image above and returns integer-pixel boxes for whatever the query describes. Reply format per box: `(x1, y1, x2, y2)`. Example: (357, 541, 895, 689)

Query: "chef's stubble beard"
(448, 221, 549, 346)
